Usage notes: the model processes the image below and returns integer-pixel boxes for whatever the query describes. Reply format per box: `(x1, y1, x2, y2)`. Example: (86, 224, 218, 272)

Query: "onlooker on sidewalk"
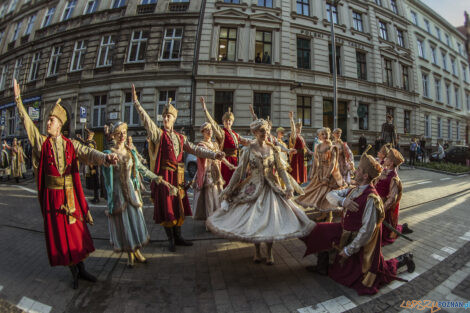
(443, 141, 449, 150)
(409, 138, 417, 167)
(359, 133, 367, 155)
(419, 136, 426, 163)
(437, 142, 445, 162)
(374, 136, 382, 156)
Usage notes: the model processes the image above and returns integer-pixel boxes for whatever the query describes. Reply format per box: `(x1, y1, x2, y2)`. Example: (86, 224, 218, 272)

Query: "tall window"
(378, 21, 388, 40)
(214, 91, 232, 122)
(455, 87, 459, 108)
(437, 117, 442, 138)
(255, 31, 272, 64)
(329, 45, 341, 75)
(297, 38, 310, 69)
(0, 65, 8, 90)
(356, 51, 367, 80)
(352, 11, 363, 32)
(161, 28, 182, 60)
(442, 52, 448, 71)
(384, 59, 393, 87)
(158, 90, 176, 117)
(8, 0, 18, 13)
(446, 83, 451, 105)
(123, 91, 140, 126)
(141, 0, 156, 4)
(456, 121, 460, 140)
(24, 14, 37, 35)
(97, 35, 114, 67)
(42, 7, 55, 28)
(218, 27, 237, 62)
(458, 43, 463, 55)
(84, 0, 99, 14)
(410, 11, 418, 25)
(358, 103, 368, 130)
(435, 78, 441, 102)
(445, 34, 451, 47)
(29, 52, 41, 81)
(0, 31, 3, 45)
(404, 110, 411, 133)
(435, 27, 441, 40)
(422, 73, 429, 98)
(417, 39, 424, 58)
(70, 40, 86, 71)
(128, 30, 148, 62)
(62, 0, 77, 21)
(12, 21, 22, 41)
(48, 46, 62, 76)
(424, 114, 430, 137)
(396, 29, 404, 47)
(12, 58, 22, 86)
(390, 0, 398, 14)
(402, 64, 409, 91)
(462, 65, 468, 82)
(112, 0, 126, 8)
(430, 47, 437, 64)
(7, 108, 15, 135)
(375, 0, 382, 6)
(297, 96, 311, 126)
(467, 93, 470, 111)
(258, 0, 272, 7)
(424, 19, 431, 33)
(223, 0, 240, 3)
(451, 58, 456, 75)
(296, 0, 309, 16)
(92, 95, 106, 127)
(447, 118, 451, 139)
(326, 3, 338, 24)
(253, 92, 271, 119)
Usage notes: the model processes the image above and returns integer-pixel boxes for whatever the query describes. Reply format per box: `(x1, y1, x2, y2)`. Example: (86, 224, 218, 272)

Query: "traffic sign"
(80, 106, 87, 123)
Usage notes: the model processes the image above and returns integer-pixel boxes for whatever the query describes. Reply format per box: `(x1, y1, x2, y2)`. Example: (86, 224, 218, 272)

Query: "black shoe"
(397, 253, 415, 273)
(91, 198, 100, 204)
(173, 226, 193, 246)
(306, 252, 328, 275)
(164, 227, 176, 252)
(401, 223, 413, 234)
(77, 262, 97, 282)
(69, 265, 79, 289)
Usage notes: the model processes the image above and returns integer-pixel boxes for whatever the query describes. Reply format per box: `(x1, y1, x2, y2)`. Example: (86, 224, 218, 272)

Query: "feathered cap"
(50, 101, 67, 125)
(387, 148, 404, 167)
(162, 98, 178, 118)
(222, 107, 234, 121)
(359, 145, 382, 180)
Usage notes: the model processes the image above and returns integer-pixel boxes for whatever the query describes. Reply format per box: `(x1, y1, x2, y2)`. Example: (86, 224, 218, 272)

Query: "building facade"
(0, 0, 202, 149)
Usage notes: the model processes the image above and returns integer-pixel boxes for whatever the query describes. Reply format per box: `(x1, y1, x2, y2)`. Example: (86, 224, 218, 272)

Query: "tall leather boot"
(306, 251, 329, 275)
(164, 227, 176, 252)
(174, 226, 193, 246)
(69, 265, 79, 289)
(77, 261, 97, 282)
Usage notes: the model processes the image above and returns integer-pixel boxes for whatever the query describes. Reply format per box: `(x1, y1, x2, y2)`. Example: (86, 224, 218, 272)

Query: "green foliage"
(419, 162, 470, 174)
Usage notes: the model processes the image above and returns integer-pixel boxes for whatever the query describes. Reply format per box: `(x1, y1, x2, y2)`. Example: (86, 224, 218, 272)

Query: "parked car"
(430, 145, 470, 164)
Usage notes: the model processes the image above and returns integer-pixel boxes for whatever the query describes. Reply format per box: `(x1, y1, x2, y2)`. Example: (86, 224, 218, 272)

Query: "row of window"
(424, 114, 462, 140)
(294, 0, 399, 19)
(421, 72, 470, 109)
(0, 29, 183, 89)
(410, 9, 466, 57)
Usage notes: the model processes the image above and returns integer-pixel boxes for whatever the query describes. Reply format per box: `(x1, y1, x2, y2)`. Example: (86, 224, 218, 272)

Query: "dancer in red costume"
(13, 79, 118, 289)
(289, 112, 313, 184)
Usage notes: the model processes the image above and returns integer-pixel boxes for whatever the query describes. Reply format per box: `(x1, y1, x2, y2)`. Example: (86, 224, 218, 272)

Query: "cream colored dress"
(207, 144, 315, 243)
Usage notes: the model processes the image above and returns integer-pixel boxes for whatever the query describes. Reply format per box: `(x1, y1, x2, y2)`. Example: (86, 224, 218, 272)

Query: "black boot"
(396, 253, 415, 273)
(69, 265, 79, 289)
(164, 227, 176, 252)
(401, 223, 413, 234)
(91, 188, 100, 203)
(173, 226, 193, 246)
(306, 251, 329, 275)
(77, 262, 97, 282)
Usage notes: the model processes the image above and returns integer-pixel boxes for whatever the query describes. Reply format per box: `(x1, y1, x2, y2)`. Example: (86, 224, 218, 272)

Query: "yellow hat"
(387, 148, 404, 167)
(359, 145, 382, 180)
(222, 107, 234, 121)
(163, 103, 178, 119)
(50, 102, 67, 125)
(276, 127, 285, 133)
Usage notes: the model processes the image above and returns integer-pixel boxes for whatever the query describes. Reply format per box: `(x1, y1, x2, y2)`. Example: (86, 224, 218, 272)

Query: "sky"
(422, 0, 470, 27)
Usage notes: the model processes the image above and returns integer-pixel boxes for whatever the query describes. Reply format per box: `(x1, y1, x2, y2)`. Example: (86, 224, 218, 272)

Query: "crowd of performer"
(11, 79, 415, 296)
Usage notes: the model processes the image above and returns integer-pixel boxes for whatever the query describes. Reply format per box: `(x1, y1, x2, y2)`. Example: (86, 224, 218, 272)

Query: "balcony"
(20, 34, 29, 45)
(168, 2, 189, 12)
(137, 3, 156, 14)
(7, 41, 15, 50)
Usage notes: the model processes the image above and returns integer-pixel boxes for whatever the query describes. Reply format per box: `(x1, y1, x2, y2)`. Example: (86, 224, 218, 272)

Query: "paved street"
(0, 167, 469, 313)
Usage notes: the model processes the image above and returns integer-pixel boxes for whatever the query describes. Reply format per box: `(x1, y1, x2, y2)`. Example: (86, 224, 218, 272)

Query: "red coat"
(290, 135, 307, 184)
(37, 136, 95, 266)
(302, 185, 398, 295)
(151, 130, 192, 225)
(221, 128, 240, 187)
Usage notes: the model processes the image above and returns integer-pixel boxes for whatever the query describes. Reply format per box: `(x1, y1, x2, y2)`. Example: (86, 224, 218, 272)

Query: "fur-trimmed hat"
(111, 121, 128, 134)
(222, 107, 234, 121)
(162, 101, 178, 119)
(387, 148, 404, 167)
(50, 102, 67, 125)
(200, 122, 211, 132)
(276, 127, 285, 133)
(359, 145, 382, 180)
(250, 119, 269, 133)
(379, 143, 392, 155)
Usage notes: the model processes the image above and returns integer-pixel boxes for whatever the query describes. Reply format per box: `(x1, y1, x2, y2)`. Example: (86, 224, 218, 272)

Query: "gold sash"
(46, 175, 77, 224)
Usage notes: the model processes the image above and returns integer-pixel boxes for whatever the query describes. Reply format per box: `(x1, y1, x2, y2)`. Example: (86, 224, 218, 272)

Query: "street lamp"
(328, 0, 341, 130)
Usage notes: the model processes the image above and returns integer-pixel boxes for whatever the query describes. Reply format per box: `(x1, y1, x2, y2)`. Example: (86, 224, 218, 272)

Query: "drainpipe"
(190, 0, 207, 141)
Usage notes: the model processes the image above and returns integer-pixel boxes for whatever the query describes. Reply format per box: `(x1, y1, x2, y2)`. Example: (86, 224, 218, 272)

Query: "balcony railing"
(168, 2, 189, 12)
(137, 3, 157, 14)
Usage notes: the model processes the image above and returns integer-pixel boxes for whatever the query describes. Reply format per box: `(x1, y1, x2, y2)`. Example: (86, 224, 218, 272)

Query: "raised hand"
(131, 84, 139, 103)
(289, 111, 294, 120)
(13, 79, 21, 101)
(106, 153, 119, 165)
(200, 96, 207, 111)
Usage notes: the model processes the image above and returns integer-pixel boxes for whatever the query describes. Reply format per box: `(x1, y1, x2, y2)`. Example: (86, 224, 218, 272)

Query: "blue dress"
(102, 149, 160, 252)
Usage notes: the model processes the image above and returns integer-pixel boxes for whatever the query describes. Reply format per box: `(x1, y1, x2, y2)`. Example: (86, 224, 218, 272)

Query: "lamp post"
(328, 0, 340, 130)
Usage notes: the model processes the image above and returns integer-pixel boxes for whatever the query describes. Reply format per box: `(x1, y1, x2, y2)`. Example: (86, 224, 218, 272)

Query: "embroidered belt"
(161, 161, 186, 198)
(46, 174, 73, 190)
(223, 148, 238, 157)
(46, 175, 79, 224)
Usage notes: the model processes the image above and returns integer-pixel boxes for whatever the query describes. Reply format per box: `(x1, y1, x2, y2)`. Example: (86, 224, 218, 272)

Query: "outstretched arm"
(200, 97, 224, 143)
(132, 84, 162, 144)
(136, 155, 178, 196)
(289, 111, 296, 143)
(72, 140, 117, 166)
(249, 103, 257, 121)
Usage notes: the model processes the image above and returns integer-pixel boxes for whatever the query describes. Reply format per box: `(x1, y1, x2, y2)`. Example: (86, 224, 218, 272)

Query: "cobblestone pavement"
(0, 167, 469, 313)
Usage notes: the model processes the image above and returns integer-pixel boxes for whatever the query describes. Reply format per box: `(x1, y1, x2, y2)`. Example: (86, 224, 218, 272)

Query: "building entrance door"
(323, 99, 348, 140)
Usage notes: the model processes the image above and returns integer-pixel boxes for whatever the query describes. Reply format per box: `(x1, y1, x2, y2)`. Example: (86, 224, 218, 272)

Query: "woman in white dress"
(207, 119, 315, 265)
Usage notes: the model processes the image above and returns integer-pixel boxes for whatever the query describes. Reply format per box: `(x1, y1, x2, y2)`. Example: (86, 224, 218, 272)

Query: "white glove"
(221, 200, 230, 212)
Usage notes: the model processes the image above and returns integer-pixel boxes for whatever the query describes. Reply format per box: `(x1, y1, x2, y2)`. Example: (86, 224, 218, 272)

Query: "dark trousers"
(409, 151, 416, 166)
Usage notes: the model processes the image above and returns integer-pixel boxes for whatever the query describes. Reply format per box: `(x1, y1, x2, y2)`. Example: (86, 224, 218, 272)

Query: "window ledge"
(215, 1, 248, 11)
(251, 4, 281, 16)
(290, 12, 319, 24)
(419, 56, 429, 63)
(350, 28, 372, 40)
(322, 19, 347, 33)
